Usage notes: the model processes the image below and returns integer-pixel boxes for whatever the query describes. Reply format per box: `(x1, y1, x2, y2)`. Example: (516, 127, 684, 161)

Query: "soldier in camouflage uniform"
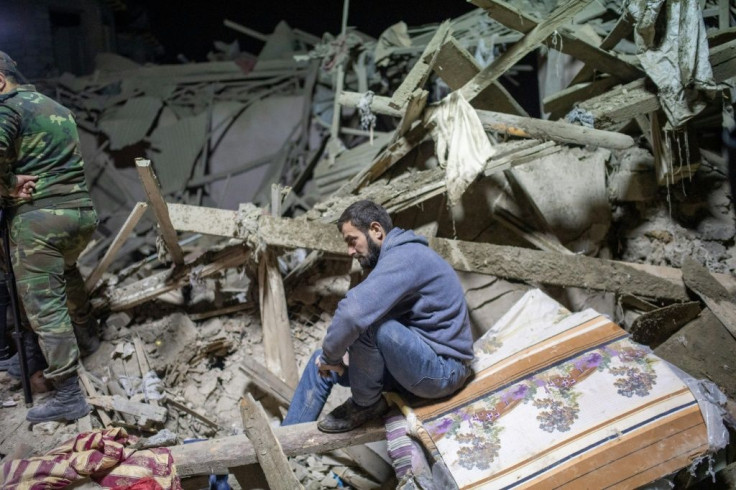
(0, 51, 99, 423)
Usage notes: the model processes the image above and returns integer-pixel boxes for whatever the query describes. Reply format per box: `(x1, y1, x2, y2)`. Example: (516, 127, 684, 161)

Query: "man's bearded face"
(358, 232, 381, 269)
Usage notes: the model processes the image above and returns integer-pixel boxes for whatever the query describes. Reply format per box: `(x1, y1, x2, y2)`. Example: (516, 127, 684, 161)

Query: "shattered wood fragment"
(135, 158, 184, 265)
(338, 123, 430, 194)
(470, 0, 642, 81)
(169, 420, 385, 477)
(434, 37, 528, 116)
(389, 21, 451, 110)
(682, 258, 736, 340)
(240, 394, 303, 490)
(85, 202, 148, 291)
(394, 88, 428, 141)
(568, 14, 634, 85)
(259, 248, 299, 388)
(629, 301, 701, 348)
(543, 77, 621, 118)
(476, 110, 635, 149)
(104, 244, 249, 311)
(239, 359, 294, 408)
(164, 396, 220, 429)
(460, 0, 596, 104)
(579, 39, 736, 129)
(87, 395, 167, 424)
(167, 210, 695, 302)
(189, 303, 254, 322)
(79, 368, 113, 428)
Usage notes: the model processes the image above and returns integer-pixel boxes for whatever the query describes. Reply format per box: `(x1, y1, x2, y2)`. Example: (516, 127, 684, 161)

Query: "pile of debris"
(2, 0, 736, 487)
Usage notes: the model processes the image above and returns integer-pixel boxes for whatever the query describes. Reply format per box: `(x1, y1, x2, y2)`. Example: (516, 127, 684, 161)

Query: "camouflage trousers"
(10, 207, 97, 380)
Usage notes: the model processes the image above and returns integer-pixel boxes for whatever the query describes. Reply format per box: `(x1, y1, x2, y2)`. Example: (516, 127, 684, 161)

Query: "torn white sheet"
(428, 91, 496, 207)
(626, 0, 716, 127)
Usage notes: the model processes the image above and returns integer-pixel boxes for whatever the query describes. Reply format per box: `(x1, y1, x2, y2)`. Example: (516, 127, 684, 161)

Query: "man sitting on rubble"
(282, 200, 474, 432)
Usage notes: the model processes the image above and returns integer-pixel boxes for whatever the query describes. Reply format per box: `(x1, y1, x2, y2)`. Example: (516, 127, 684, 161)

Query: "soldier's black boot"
(7, 332, 48, 378)
(0, 352, 17, 371)
(26, 374, 90, 423)
(73, 317, 100, 357)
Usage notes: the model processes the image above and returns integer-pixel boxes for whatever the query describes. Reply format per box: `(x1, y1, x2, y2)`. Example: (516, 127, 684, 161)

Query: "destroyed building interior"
(1, 0, 736, 488)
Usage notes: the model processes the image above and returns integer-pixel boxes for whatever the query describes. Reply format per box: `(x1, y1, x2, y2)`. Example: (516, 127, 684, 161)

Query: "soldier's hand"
(11, 174, 38, 199)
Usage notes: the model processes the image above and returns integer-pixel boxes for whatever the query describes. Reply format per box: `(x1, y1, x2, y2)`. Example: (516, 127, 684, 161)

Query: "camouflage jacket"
(0, 84, 92, 214)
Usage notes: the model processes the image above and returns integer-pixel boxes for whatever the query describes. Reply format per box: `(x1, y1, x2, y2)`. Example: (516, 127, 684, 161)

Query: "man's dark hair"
(337, 200, 393, 234)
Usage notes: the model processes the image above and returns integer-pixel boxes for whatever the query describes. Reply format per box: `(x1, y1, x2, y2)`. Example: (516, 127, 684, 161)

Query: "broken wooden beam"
(240, 394, 303, 490)
(578, 39, 736, 129)
(682, 258, 736, 340)
(460, 0, 598, 104)
(240, 358, 294, 408)
(166, 207, 691, 302)
(259, 249, 299, 388)
(433, 37, 528, 116)
(87, 395, 167, 424)
(389, 21, 451, 110)
(170, 420, 385, 477)
(135, 158, 184, 265)
(476, 109, 635, 149)
(103, 243, 249, 311)
(470, 0, 642, 81)
(85, 202, 148, 291)
(629, 301, 701, 348)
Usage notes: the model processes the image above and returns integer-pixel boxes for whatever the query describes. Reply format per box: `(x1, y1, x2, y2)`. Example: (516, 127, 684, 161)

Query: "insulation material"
(396, 290, 715, 489)
(626, 0, 716, 127)
(98, 96, 164, 150)
(428, 91, 496, 207)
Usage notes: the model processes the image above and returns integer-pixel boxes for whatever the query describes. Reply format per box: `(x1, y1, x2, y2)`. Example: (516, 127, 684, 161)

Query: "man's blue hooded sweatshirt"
(321, 227, 474, 365)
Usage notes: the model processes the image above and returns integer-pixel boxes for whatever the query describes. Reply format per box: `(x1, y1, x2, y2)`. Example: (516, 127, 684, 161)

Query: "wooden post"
(258, 185, 299, 387)
(135, 158, 184, 265)
(240, 394, 304, 490)
(85, 202, 148, 291)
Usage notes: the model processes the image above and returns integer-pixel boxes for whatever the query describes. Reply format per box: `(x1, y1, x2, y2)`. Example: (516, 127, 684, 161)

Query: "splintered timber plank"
(470, 0, 642, 81)
(682, 258, 736, 340)
(105, 244, 249, 311)
(85, 202, 148, 291)
(169, 420, 386, 477)
(543, 76, 621, 117)
(167, 208, 688, 302)
(87, 395, 167, 423)
(434, 37, 528, 116)
(240, 394, 303, 490)
(580, 39, 736, 129)
(258, 249, 299, 388)
(389, 21, 451, 110)
(568, 14, 635, 85)
(460, 0, 595, 103)
(135, 158, 184, 265)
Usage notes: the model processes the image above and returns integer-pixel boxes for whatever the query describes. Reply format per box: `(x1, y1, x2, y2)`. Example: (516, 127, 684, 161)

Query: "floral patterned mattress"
(409, 290, 709, 489)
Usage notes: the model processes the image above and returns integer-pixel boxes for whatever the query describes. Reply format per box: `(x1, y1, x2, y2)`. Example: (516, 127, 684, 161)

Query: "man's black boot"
(7, 333, 48, 378)
(26, 374, 90, 423)
(318, 396, 389, 433)
(73, 317, 100, 357)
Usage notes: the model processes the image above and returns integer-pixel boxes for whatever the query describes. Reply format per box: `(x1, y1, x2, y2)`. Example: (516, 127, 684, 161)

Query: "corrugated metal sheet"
(98, 96, 163, 150)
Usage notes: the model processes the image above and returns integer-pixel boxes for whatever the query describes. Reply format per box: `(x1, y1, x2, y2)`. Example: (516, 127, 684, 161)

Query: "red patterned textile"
(1, 427, 181, 490)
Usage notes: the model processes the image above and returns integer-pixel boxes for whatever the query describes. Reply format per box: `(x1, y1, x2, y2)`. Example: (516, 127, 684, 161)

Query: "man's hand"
(316, 356, 345, 378)
(11, 174, 38, 199)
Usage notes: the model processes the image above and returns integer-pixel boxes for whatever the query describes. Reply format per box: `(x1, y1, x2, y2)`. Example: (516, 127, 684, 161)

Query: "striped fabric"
(400, 290, 710, 489)
(1, 427, 181, 490)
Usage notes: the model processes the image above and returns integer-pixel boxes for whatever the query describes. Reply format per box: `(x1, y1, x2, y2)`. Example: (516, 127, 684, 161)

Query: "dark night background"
(135, 1, 476, 62)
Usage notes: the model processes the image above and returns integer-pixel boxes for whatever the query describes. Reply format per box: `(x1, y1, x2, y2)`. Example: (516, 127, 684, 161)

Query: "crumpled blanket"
(1, 427, 181, 490)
